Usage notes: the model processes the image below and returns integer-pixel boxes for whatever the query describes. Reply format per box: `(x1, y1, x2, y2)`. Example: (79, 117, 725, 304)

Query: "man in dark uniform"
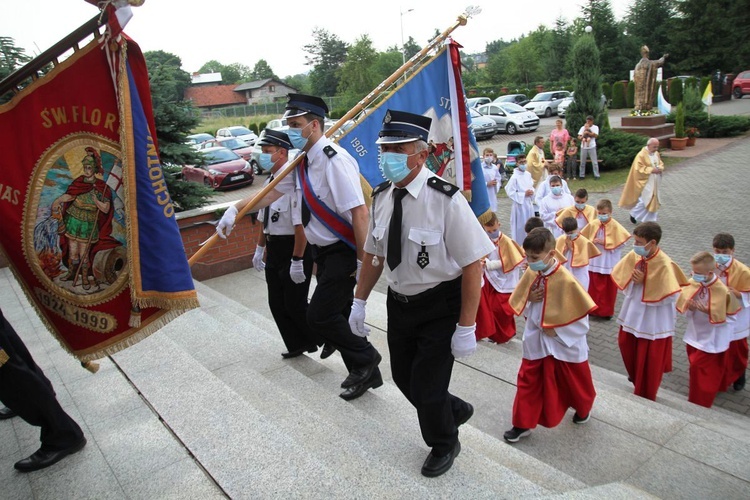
(218, 94, 382, 400)
(0, 307, 86, 472)
(252, 129, 322, 358)
(350, 110, 495, 477)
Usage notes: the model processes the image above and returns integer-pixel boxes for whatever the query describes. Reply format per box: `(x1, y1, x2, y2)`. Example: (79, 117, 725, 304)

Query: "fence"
(199, 96, 352, 120)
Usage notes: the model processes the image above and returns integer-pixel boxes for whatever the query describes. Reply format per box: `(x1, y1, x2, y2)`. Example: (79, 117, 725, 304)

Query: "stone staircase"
(106, 269, 750, 498)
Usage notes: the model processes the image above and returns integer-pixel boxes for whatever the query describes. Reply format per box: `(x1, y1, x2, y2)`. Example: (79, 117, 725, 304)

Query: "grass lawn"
(499, 156, 687, 197)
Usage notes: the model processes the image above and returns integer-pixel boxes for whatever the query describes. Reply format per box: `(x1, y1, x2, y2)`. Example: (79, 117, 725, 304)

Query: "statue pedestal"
(620, 114, 674, 148)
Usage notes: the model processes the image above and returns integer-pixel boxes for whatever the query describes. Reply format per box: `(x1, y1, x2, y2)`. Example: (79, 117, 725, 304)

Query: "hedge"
(602, 82, 612, 101)
(596, 129, 647, 171)
(611, 82, 626, 109)
(626, 81, 635, 108)
(668, 79, 683, 105)
(666, 110, 750, 138)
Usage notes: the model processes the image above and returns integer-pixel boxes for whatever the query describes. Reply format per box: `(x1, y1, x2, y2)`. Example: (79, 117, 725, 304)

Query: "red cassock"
(686, 345, 727, 408)
(618, 327, 672, 401)
(588, 271, 617, 317)
(723, 338, 749, 388)
(475, 281, 516, 343)
(512, 355, 596, 429)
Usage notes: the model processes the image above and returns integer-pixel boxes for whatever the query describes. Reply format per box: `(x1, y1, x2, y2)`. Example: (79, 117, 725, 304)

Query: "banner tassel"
(128, 304, 141, 328)
(81, 360, 100, 373)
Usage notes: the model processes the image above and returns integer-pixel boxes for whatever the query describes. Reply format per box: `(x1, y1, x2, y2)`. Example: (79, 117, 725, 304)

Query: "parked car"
(181, 146, 254, 190)
(216, 126, 258, 145)
(197, 137, 254, 162)
(524, 91, 571, 117)
(476, 103, 540, 135)
(557, 92, 608, 117)
(733, 70, 750, 99)
(467, 97, 491, 108)
(266, 118, 288, 130)
(492, 93, 530, 107)
(469, 107, 498, 140)
(186, 133, 214, 149)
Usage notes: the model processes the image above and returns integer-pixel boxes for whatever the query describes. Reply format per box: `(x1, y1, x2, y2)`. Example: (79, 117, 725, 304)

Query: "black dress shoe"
(455, 403, 474, 427)
(339, 370, 383, 401)
(281, 345, 317, 359)
(340, 351, 382, 388)
(630, 215, 637, 224)
(14, 437, 86, 472)
(0, 406, 17, 420)
(421, 440, 461, 478)
(320, 343, 336, 360)
(734, 372, 746, 391)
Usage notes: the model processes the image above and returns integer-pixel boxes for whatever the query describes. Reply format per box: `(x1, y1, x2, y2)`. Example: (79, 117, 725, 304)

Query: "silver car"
(469, 107, 498, 140)
(524, 91, 571, 117)
(476, 103, 540, 135)
(557, 92, 608, 117)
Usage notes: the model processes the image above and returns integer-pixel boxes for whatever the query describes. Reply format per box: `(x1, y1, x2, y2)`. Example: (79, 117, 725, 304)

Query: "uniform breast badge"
(271, 211, 280, 223)
(417, 244, 429, 269)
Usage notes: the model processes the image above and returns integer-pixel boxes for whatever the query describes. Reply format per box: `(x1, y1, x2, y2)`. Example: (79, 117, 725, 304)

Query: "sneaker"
(572, 412, 590, 424)
(734, 372, 746, 391)
(503, 426, 531, 443)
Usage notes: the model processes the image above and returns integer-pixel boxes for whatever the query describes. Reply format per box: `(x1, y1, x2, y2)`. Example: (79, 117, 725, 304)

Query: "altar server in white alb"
(504, 154, 535, 244)
(538, 175, 575, 239)
(350, 110, 494, 478)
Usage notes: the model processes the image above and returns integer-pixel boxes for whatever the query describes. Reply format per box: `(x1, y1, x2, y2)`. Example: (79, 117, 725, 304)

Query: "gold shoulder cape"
(497, 233, 526, 273)
(619, 148, 663, 209)
(509, 262, 596, 328)
(555, 205, 597, 229)
(555, 234, 602, 268)
(580, 219, 631, 250)
(677, 278, 742, 324)
(612, 249, 689, 303)
(720, 259, 750, 293)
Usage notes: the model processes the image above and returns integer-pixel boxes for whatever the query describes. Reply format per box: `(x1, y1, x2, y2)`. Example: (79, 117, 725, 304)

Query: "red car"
(733, 70, 750, 99)
(197, 137, 254, 162)
(181, 146, 254, 190)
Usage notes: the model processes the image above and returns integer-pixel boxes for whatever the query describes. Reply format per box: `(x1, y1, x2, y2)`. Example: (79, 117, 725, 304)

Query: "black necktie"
(263, 174, 274, 230)
(300, 159, 311, 227)
(387, 188, 408, 271)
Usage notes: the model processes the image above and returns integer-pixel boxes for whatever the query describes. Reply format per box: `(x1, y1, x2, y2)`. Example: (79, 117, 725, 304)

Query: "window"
(269, 85, 276, 92)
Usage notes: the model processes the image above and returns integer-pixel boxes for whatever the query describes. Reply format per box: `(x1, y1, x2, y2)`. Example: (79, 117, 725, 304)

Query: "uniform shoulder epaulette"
(427, 176, 459, 197)
(323, 145, 338, 158)
(372, 180, 392, 197)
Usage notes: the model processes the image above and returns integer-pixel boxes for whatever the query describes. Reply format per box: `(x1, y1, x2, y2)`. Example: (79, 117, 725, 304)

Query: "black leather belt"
(388, 277, 461, 304)
(265, 234, 294, 242)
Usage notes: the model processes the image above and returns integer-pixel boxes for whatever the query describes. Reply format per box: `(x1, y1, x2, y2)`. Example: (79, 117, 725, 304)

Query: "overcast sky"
(3, 1, 631, 78)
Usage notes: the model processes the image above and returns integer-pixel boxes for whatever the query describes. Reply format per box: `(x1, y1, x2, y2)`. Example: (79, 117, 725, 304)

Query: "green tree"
(582, 0, 631, 82)
(337, 35, 379, 99)
(144, 50, 212, 211)
(402, 36, 421, 62)
(283, 73, 309, 93)
(372, 49, 403, 84)
(0, 37, 30, 103)
(566, 34, 604, 137)
(547, 18, 573, 82)
(485, 48, 509, 85)
(304, 28, 348, 96)
(251, 59, 277, 81)
(504, 36, 542, 86)
(625, 0, 675, 56)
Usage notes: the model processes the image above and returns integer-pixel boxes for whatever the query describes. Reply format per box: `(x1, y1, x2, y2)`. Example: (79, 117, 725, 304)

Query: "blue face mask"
(487, 229, 500, 240)
(551, 186, 563, 196)
(259, 152, 275, 171)
(379, 152, 414, 183)
(634, 243, 650, 257)
(517, 163, 527, 171)
(714, 254, 732, 266)
(575, 203, 586, 210)
(597, 214, 610, 223)
(286, 121, 313, 149)
(528, 259, 548, 272)
(567, 231, 579, 240)
(692, 273, 709, 283)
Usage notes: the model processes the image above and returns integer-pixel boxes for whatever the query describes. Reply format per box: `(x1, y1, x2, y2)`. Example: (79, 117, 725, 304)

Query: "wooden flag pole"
(188, 8, 478, 267)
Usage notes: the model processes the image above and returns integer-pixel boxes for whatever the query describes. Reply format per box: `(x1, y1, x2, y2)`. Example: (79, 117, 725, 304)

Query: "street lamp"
(400, 8, 415, 65)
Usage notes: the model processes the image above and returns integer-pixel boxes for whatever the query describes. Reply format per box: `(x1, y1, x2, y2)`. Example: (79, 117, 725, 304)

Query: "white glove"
(356, 259, 362, 282)
(253, 245, 265, 272)
(217, 205, 238, 239)
(485, 259, 502, 271)
(348, 298, 370, 337)
(451, 324, 477, 358)
(289, 259, 306, 284)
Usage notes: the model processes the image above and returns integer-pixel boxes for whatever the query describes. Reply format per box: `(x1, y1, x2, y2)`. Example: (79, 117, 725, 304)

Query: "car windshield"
(500, 103, 526, 114)
(221, 138, 248, 149)
(188, 134, 212, 144)
(530, 93, 554, 102)
(230, 127, 254, 137)
(469, 108, 482, 118)
(203, 148, 241, 164)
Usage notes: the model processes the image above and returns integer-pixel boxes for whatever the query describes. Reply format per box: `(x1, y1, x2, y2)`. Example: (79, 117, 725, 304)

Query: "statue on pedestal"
(633, 46, 668, 112)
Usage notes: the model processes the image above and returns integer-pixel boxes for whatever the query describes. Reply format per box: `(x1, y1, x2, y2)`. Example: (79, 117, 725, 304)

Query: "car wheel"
(734, 87, 743, 99)
(251, 160, 261, 176)
(544, 107, 552, 118)
(506, 123, 517, 135)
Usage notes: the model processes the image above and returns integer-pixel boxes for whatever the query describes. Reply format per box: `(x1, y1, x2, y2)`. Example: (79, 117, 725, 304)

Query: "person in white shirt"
(535, 164, 571, 205)
(577, 115, 600, 180)
(504, 155, 535, 244)
(481, 148, 504, 213)
(539, 175, 575, 239)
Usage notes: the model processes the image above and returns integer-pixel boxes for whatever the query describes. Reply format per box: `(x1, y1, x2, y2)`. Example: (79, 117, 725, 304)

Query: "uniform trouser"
(386, 278, 469, 457)
(308, 242, 379, 372)
(579, 148, 599, 178)
(264, 236, 321, 351)
(0, 309, 83, 451)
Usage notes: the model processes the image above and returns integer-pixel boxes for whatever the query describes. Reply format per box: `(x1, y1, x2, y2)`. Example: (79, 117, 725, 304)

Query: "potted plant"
(670, 102, 688, 150)
(686, 127, 700, 147)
